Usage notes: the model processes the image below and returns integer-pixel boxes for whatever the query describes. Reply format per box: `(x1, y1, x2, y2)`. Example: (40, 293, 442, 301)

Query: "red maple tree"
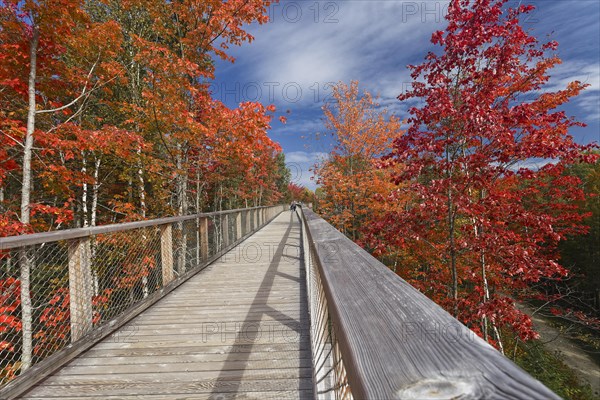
(371, 0, 598, 349)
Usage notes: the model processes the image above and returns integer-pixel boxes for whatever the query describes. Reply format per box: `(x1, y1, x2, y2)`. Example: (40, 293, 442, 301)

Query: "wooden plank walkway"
(22, 211, 313, 400)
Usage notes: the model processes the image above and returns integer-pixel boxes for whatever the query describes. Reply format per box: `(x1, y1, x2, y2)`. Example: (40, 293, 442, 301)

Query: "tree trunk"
(19, 27, 40, 372)
(446, 154, 458, 317)
(195, 171, 203, 264)
(91, 157, 101, 296)
(137, 147, 146, 217)
(81, 151, 89, 227)
(195, 169, 201, 213)
(448, 204, 458, 317)
(176, 148, 188, 275)
(127, 175, 133, 204)
(136, 147, 148, 297)
(91, 158, 100, 227)
(217, 184, 223, 249)
(21, 30, 39, 225)
(478, 189, 504, 353)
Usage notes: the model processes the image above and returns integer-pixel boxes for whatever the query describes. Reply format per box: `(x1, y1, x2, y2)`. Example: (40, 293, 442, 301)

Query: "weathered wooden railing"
(297, 207, 560, 400)
(0, 205, 286, 398)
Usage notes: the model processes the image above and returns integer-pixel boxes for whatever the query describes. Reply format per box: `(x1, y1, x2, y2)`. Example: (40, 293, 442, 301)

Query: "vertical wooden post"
(236, 211, 242, 240)
(161, 225, 174, 286)
(245, 210, 250, 236)
(199, 216, 209, 260)
(222, 214, 230, 248)
(195, 218, 200, 265)
(68, 238, 93, 342)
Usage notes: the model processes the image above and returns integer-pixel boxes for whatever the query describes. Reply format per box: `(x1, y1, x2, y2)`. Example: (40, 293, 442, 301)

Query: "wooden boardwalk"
(22, 211, 313, 400)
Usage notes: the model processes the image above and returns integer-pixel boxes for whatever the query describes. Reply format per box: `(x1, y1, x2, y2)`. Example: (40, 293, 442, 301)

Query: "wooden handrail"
(0, 206, 271, 249)
(299, 208, 559, 399)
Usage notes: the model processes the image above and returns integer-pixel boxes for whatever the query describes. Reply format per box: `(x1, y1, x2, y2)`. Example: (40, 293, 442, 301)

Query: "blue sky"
(213, 0, 600, 190)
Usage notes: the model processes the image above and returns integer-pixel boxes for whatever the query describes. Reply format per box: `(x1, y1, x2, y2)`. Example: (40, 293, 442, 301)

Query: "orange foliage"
(315, 81, 405, 241)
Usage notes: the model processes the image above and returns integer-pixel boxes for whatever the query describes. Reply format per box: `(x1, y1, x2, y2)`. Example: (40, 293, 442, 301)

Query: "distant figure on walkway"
(290, 202, 297, 212)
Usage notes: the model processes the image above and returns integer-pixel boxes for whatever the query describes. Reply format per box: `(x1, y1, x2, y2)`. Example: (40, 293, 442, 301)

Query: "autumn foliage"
(315, 81, 403, 241)
(0, 0, 285, 233)
(318, 0, 598, 350)
(1, 0, 293, 380)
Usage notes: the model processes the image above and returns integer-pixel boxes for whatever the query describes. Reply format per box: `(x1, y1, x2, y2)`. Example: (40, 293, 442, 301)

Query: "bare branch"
(0, 129, 25, 148)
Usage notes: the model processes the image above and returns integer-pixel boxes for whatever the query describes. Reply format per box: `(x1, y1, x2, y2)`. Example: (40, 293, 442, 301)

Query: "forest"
(0, 0, 296, 237)
(1, 0, 598, 396)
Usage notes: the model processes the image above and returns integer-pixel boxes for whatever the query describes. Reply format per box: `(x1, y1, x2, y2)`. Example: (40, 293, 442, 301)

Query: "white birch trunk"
(91, 158, 100, 227)
(137, 147, 146, 217)
(175, 148, 188, 275)
(136, 148, 148, 298)
(19, 28, 39, 372)
(91, 157, 100, 296)
(81, 151, 88, 227)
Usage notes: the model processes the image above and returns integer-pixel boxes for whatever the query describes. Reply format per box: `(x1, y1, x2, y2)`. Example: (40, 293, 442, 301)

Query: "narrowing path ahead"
(22, 211, 312, 400)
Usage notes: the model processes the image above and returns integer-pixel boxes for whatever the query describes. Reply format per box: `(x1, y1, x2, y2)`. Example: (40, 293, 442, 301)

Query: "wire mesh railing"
(0, 205, 285, 392)
(297, 207, 352, 400)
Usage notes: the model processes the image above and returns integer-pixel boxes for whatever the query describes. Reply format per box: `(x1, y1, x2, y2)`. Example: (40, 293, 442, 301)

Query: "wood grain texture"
(18, 211, 311, 400)
(81, 342, 311, 358)
(23, 391, 312, 400)
(160, 224, 174, 285)
(0, 206, 279, 250)
(300, 208, 560, 400)
(69, 351, 312, 366)
(68, 238, 93, 341)
(22, 379, 314, 398)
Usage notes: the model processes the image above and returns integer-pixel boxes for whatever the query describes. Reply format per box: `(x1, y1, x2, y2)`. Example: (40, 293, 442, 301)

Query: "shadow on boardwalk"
(206, 211, 312, 399)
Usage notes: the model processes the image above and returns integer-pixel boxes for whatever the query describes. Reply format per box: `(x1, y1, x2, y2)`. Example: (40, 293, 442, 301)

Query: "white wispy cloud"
(284, 150, 329, 190)
(286, 150, 328, 164)
(214, 0, 598, 165)
(276, 119, 325, 135)
(506, 158, 558, 172)
(547, 61, 600, 92)
(576, 95, 600, 122)
(225, 1, 448, 108)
